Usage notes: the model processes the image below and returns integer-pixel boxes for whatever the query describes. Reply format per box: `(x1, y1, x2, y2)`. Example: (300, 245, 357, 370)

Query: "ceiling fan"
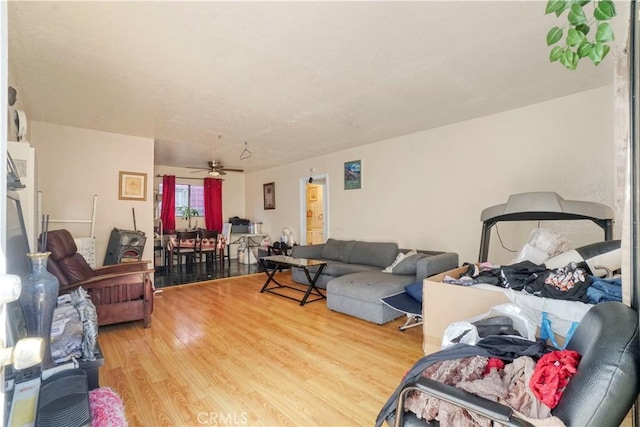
(187, 160, 244, 176)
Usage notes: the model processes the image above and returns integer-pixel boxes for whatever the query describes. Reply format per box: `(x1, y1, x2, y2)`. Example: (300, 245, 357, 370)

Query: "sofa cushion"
(383, 249, 417, 273)
(350, 241, 399, 268)
(393, 253, 428, 275)
(327, 271, 417, 301)
(323, 262, 378, 277)
(58, 254, 95, 283)
(322, 239, 356, 262)
(383, 251, 407, 273)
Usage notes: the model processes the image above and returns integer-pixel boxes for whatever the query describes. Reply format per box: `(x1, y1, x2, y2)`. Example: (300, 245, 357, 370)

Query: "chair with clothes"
(196, 229, 218, 267)
(380, 301, 640, 427)
(42, 229, 154, 328)
(168, 230, 199, 272)
(219, 223, 232, 269)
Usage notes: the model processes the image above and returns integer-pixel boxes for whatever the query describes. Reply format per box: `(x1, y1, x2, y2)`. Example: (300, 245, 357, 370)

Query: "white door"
(300, 174, 328, 245)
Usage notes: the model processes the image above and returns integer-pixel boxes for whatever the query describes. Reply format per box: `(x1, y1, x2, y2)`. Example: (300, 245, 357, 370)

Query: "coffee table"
(259, 255, 327, 305)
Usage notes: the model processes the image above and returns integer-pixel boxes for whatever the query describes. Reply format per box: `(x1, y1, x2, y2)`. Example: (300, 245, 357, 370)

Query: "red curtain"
(160, 175, 176, 232)
(204, 178, 223, 231)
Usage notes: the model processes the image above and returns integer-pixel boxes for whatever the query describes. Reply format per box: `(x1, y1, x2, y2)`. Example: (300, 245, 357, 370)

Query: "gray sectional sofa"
(290, 238, 458, 324)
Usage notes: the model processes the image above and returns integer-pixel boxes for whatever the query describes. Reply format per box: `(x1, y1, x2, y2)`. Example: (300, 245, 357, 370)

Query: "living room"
(3, 1, 639, 426)
(5, 2, 627, 270)
(15, 87, 617, 269)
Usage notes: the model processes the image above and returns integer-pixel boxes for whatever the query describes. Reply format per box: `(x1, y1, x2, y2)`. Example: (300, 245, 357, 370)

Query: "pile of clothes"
(445, 261, 621, 304)
(376, 336, 580, 427)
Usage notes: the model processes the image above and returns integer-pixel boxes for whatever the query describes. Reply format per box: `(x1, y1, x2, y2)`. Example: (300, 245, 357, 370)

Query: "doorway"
(299, 174, 329, 245)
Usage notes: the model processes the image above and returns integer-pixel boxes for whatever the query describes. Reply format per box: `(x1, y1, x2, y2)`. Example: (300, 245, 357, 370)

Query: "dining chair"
(168, 230, 199, 271)
(220, 223, 232, 268)
(197, 229, 219, 266)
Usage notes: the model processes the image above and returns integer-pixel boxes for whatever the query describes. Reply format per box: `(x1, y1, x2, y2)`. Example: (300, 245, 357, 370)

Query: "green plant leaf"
(595, 22, 614, 42)
(577, 41, 593, 58)
(560, 49, 578, 70)
(589, 42, 606, 64)
(545, 0, 566, 14)
(550, 46, 565, 62)
(567, 28, 586, 46)
(600, 43, 611, 61)
(575, 24, 590, 36)
(555, 2, 571, 16)
(547, 27, 563, 45)
(568, 3, 587, 25)
(594, 0, 616, 20)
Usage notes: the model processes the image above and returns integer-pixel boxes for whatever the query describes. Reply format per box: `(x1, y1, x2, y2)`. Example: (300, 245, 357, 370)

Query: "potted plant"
(545, 0, 617, 70)
(178, 207, 199, 229)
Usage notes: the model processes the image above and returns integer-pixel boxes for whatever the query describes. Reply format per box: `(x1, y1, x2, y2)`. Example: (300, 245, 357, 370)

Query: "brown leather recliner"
(42, 229, 154, 328)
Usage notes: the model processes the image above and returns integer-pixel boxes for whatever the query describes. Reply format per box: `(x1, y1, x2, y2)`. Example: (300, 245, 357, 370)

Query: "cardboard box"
(422, 266, 509, 354)
(421, 265, 570, 354)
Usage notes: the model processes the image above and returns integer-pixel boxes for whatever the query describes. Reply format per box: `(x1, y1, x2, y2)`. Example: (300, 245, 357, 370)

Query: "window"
(159, 183, 204, 217)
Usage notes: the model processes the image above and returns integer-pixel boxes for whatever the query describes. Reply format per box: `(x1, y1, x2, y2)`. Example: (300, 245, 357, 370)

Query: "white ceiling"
(8, 1, 630, 173)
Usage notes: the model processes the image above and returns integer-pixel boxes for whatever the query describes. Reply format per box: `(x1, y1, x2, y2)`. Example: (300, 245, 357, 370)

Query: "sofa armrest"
(416, 252, 458, 281)
(291, 244, 325, 259)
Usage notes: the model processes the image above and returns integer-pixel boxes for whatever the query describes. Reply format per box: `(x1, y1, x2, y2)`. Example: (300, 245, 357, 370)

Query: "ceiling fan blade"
(223, 168, 244, 173)
(218, 170, 227, 176)
(189, 168, 209, 173)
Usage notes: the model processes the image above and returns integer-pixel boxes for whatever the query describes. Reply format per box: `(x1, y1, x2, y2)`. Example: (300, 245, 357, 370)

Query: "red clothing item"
(529, 349, 581, 408)
(484, 357, 505, 376)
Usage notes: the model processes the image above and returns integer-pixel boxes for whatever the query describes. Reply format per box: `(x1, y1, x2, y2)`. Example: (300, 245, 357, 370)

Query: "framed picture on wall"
(119, 171, 147, 201)
(344, 160, 361, 190)
(264, 182, 275, 210)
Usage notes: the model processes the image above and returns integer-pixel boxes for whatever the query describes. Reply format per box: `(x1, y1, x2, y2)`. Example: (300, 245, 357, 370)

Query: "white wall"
(153, 165, 245, 230)
(29, 122, 155, 266)
(245, 86, 615, 264)
(19, 86, 616, 267)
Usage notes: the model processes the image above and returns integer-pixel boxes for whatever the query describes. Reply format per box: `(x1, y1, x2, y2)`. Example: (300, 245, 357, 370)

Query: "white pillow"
(382, 249, 417, 273)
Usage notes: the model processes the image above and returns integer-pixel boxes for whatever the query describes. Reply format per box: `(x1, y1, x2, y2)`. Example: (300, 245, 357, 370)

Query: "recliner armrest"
(93, 260, 153, 276)
(394, 377, 534, 427)
(61, 269, 154, 293)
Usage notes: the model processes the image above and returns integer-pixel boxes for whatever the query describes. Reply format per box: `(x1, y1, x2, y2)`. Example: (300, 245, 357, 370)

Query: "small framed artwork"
(119, 171, 147, 201)
(263, 182, 276, 210)
(308, 187, 318, 202)
(344, 160, 361, 190)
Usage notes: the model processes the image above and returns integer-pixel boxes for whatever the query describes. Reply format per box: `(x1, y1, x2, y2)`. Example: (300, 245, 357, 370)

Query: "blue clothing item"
(587, 276, 622, 304)
(404, 281, 423, 302)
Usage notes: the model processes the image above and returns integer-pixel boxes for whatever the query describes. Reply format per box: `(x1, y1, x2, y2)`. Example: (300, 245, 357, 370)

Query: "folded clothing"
(50, 296, 83, 363)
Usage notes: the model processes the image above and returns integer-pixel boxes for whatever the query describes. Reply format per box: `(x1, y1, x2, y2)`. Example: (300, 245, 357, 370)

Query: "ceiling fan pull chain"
(240, 141, 252, 160)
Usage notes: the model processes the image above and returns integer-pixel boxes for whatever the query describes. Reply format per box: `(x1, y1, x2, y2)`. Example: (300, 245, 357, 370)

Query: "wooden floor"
(98, 272, 424, 426)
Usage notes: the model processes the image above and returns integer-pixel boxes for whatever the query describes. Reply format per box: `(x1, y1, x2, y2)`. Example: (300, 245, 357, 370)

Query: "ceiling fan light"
(209, 170, 220, 177)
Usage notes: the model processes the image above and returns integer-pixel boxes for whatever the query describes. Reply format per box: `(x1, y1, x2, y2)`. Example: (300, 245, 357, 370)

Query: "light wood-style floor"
(98, 272, 424, 426)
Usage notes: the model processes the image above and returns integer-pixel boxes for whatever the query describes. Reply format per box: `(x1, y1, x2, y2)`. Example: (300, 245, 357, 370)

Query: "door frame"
(299, 173, 329, 245)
